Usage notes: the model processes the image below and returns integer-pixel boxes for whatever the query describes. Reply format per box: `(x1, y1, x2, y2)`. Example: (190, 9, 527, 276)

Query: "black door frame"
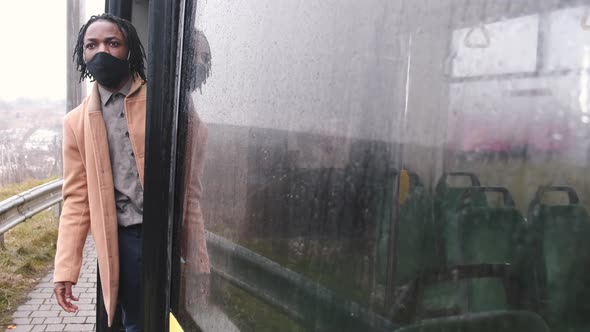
(142, 0, 186, 331)
(166, 0, 206, 329)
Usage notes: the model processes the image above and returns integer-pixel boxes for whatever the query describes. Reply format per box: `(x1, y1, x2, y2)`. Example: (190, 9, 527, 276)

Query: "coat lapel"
(87, 83, 113, 187)
(86, 82, 119, 324)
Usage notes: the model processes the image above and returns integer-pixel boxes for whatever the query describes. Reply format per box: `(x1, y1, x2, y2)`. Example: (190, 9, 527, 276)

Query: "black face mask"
(86, 52, 130, 88)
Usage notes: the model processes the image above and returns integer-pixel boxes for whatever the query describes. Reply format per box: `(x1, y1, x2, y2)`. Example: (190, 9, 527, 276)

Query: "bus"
(83, 0, 590, 331)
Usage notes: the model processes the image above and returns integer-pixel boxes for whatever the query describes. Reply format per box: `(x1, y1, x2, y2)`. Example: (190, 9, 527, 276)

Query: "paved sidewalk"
(6, 236, 97, 332)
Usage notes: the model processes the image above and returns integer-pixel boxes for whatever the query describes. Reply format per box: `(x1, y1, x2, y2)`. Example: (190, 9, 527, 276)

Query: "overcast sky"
(0, 1, 103, 101)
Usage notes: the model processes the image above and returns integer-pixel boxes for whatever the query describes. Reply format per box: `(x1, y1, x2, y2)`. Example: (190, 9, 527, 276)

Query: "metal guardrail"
(0, 178, 395, 330)
(0, 179, 63, 236)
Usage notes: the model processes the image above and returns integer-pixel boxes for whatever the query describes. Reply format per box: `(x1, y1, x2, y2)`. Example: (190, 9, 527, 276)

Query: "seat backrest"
(527, 186, 590, 327)
(434, 172, 487, 230)
(452, 207, 526, 312)
(446, 187, 523, 266)
(429, 187, 526, 315)
(436, 172, 484, 204)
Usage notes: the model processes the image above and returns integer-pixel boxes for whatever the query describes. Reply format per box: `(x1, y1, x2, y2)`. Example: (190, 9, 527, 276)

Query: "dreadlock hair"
(73, 13, 146, 82)
(183, 28, 212, 93)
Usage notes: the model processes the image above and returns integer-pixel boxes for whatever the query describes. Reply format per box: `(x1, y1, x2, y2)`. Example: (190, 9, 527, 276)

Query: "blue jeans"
(118, 224, 143, 332)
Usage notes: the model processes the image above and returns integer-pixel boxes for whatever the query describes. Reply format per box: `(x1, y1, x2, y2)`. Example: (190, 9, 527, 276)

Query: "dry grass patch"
(0, 177, 58, 202)
(0, 179, 59, 328)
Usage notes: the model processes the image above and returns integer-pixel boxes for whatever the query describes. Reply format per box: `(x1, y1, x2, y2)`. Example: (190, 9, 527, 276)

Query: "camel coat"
(54, 76, 211, 326)
(54, 77, 147, 326)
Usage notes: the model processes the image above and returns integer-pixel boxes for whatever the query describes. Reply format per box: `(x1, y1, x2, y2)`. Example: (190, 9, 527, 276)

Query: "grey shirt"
(98, 79, 144, 227)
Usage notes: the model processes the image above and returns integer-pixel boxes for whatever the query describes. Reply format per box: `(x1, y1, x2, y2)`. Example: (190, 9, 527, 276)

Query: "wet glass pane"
(174, 1, 590, 331)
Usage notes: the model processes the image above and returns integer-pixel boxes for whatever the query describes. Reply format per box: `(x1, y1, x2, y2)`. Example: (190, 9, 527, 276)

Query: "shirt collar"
(97, 78, 133, 106)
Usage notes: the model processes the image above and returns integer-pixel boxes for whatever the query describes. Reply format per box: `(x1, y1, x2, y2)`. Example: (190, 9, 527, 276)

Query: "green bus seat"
(445, 187, 527, 313)
(421, 187, 527, 317)
(389, 172, 489, 318)
(375, 171, 492, 293)
(434, 173, 487, 262)
(527, 186, 590, 331)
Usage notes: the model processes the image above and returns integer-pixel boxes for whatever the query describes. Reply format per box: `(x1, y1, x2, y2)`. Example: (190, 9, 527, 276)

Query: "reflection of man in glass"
(180, 28, 212, 308)
(188, 30, 212, 93)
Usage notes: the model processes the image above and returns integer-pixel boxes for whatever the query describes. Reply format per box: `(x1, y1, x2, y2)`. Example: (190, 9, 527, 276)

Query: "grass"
(242, 238, 373, 304)
(0, 178, 59, 328)
(206, 236, 379, 331)
(0, 176, 59, 201)
(213, 283, 307, 332)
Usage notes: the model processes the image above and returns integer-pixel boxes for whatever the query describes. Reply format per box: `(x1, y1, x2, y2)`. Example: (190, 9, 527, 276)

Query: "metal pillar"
(105, 0, 132, 20)
(66, 0, 86, 113)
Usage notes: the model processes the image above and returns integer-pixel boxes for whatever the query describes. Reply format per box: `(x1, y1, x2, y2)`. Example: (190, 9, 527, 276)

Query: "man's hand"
(54, 281, 79, 312)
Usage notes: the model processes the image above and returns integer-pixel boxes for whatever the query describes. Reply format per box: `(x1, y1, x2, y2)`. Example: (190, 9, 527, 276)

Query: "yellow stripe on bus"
(170, 312, 184, 332)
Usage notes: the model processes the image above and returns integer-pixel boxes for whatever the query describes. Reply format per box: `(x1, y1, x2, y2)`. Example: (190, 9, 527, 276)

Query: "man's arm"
(53, 119, 91, 312)
(183, 116, 210, 275)
(182, 113, 211, 306)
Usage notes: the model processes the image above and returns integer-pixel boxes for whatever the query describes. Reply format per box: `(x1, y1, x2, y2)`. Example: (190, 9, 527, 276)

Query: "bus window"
(168, 0, 590, 331)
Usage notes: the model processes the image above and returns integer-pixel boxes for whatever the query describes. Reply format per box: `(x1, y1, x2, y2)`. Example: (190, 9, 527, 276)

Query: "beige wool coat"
(54, 77, 210, 326)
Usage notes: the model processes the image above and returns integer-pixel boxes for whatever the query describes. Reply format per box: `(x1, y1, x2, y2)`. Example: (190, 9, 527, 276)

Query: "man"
(179, 28, 212, 309)
(53, 14, 148, 331)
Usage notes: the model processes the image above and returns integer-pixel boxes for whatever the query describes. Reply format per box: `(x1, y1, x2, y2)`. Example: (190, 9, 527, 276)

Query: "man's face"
(195, 33, 211, 67)
(83, 20, 128, 63)
(188, 32, 211, 91)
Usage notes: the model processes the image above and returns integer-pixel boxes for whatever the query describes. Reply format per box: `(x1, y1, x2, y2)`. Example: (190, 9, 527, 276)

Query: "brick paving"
(6, 236, 97, 332)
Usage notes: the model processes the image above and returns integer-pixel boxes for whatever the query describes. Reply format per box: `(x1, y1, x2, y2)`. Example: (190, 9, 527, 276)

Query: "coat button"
(120, 113, 124, 118)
